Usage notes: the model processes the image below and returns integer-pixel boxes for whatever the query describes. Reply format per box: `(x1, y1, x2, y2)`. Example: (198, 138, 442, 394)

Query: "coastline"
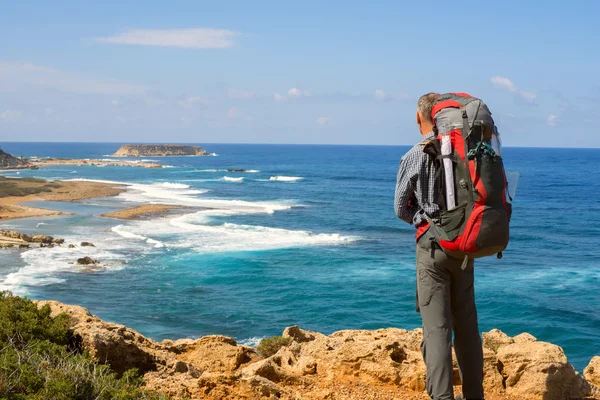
(33, 300, 600, 400)
(0, 177, 126, 220)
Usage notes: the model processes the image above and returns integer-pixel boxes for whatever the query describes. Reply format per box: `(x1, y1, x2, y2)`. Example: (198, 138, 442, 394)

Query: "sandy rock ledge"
(35, 301, 599, 400)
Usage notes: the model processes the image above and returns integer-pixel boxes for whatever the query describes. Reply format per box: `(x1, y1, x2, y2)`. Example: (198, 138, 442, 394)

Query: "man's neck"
(420, 123, 434, 136)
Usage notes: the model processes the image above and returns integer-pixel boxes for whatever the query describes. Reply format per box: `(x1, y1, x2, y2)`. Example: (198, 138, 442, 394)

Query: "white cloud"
(273, 88, 309, 102)
(316, 116, 329, 125)
(96, 28, 238, 49)
(374, 89, 387, 100)
(0, 61, 147, 95)
(227, 88, 255, 99)
(0, 109, 22, 122)
(547, 114, 559, 127)
(490, 76, 536, 103)
(288, 87, 309, 98)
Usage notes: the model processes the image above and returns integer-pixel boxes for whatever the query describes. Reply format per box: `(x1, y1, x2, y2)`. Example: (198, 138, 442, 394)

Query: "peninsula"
(112, 144, 210, 157)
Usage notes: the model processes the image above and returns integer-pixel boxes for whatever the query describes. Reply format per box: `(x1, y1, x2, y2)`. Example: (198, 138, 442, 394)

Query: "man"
(394, 93, 484, 400)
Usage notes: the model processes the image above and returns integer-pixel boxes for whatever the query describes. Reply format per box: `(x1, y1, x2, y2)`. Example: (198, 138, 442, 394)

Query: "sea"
(0, 142, 598, 371)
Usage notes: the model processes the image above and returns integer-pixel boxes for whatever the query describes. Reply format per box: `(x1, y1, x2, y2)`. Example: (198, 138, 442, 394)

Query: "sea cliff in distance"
(112, 144, 210, 157)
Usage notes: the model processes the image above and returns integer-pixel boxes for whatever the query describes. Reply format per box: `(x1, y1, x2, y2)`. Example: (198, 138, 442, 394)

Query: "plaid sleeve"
(394, 149, 420, 224)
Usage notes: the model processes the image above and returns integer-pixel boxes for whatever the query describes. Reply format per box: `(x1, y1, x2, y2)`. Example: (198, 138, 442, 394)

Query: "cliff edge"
(35, 300, 599, 400)
(112, 144, 209, 157)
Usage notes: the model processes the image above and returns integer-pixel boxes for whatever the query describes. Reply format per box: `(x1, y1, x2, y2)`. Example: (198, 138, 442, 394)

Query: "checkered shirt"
(394, 132, 440, 227)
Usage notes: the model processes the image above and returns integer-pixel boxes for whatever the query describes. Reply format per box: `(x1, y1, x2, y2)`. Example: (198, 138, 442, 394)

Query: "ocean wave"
(270, 176, 304, 182)
(109, 213, 358, 254)
(223, 176, 244, 182)
(111, 225, 164, 248)
(0, 239, 128, 295)
(117, 181, 291, 215)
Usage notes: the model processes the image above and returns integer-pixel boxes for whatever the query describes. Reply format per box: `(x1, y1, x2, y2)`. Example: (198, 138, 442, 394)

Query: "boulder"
(494, 335, 590, 399)
(52, 238, 65, 245)
(68, 244, 76, 248)
(31, 234, 54, 244)
(76, 256, 98, 265)
(80, 242, 95, 247)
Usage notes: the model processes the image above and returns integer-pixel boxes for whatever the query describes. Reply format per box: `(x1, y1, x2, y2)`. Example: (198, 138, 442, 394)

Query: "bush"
(256, 336, 291, 358)
(0, 292, 169, 400)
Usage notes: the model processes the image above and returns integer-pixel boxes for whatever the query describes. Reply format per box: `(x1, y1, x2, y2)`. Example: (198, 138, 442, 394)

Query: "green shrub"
(0, 292, 169, 400)
(256, 336, 291, 358)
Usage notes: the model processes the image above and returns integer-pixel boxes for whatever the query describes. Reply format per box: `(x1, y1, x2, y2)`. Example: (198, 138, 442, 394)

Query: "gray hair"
(417, 92, 441, 123)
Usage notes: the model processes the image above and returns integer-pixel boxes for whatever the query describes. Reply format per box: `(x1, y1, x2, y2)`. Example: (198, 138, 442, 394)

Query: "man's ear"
(416, 111, 422, 128)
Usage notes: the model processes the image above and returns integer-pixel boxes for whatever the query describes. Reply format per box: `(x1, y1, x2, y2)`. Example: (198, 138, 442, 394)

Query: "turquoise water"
(0, 142, 598, 371)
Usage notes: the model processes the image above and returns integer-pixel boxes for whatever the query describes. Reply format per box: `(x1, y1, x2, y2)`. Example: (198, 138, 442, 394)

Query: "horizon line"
(0, 140, 598, 150)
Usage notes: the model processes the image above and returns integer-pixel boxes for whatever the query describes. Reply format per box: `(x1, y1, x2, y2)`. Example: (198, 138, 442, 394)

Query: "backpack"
(421, 93, 512, 266)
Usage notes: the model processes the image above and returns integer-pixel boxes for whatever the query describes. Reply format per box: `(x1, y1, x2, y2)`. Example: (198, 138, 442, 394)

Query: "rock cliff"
(112, 144, 209, 157)
(0, 148, 34, 169)
(35, 301, 600, 400)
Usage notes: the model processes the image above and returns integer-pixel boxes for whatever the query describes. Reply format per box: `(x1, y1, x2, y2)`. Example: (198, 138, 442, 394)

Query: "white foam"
(270, 176, 304, 182)
(223, 176, 244, 182)
(111, 225, 165, 248)
(239, 337, 263, 348)
(111, 212, 357, 254)
(36, 223, 48, 228)
(0, 237, 129, 295)
(69, 170, 77, 174)
(157, 182, 190, 189)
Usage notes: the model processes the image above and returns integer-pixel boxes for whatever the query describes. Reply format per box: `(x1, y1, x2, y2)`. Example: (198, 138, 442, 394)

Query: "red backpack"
(420, 93, 512, 266)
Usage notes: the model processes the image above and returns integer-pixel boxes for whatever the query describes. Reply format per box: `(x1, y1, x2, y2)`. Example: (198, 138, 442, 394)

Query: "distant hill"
(0, 148, 34, 170)
(112, 144, 210, 157)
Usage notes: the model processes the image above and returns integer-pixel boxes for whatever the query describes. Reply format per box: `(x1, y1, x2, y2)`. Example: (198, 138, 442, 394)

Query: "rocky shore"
(32, 301, 600, 400)
(28, 157, 163, 168)
(112, 144, 210, 157)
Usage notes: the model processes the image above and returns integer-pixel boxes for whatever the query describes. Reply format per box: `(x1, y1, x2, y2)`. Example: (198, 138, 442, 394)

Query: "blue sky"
(0, 0, 598, 146)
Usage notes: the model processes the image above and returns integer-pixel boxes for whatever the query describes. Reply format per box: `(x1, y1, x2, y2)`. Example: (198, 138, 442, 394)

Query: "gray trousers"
(416, 231, 484, 400)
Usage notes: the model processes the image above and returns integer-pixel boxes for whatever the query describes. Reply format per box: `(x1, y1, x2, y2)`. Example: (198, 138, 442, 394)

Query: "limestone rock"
(585, 356, 600, 390)
(0, 229, 32, 242)
(28, 301, 597, 400)
(31, 234, 54, 244)
(35, 300, 173, 374)
(495, 337, 590, 399)
(80, 241, 95, 247)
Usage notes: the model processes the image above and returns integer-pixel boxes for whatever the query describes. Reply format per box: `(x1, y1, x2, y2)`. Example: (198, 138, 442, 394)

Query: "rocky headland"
(0, 148, 37, 170)
(32, 300, 600, 400)
(112, 144, 210, 157)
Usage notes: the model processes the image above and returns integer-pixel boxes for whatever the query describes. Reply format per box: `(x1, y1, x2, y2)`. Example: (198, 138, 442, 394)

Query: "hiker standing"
(395, 92, 511, 400)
